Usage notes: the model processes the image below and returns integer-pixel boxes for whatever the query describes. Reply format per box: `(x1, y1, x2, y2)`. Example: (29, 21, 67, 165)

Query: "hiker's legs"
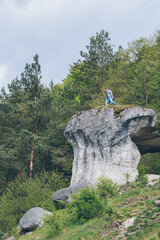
(106, 99, 110, 106)
(110, 98, 117, 105)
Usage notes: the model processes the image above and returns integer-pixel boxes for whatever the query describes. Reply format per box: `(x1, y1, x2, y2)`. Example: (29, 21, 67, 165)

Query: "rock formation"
(52, 107, 159, 202)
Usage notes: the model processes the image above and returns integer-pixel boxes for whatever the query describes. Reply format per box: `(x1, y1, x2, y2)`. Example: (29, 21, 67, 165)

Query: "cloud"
(0, 0, 160, 89)
(0, 65, 8, 87)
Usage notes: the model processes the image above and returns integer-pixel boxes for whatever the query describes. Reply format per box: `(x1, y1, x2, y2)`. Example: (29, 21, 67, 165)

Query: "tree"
(0, 54, 53, 188)
(80, 29, 115, 95)
(20, 54, 43, 178)
(126, 38, 157, 107)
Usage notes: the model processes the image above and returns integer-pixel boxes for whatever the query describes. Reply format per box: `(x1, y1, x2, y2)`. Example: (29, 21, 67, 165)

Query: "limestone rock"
(123, 217, 136, 228)
(64, 107, 157, 186)
(52, 107, 159, 202)
(19, 207, 52, 231)
(7, 236, 15, 240)
(146, 174, 160, 186)
(52, 182, 86, 202)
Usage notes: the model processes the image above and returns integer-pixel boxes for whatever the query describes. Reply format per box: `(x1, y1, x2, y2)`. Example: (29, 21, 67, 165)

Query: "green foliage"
(0, 55, 73, 195)
(139, 153, 160, 175)
(68, 187, 104, 223)
(96, 176, 119, 198)
(125, 172, 131, 183)
(136, 164, 148, 185)
(45, 214, 62, 238)
(0, 171, 69, 235)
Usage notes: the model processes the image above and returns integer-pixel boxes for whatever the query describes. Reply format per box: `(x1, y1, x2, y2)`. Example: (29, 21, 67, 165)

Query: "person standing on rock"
(106, 88, 117, 106)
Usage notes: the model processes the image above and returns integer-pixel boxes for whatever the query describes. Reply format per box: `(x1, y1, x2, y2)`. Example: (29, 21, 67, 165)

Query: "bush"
(45, 214, 62, 238)
(138, 153, 160, 175)
(68, 187, 104, 223)
(96, 176, 119, 198)
(136, 164, 148, 186)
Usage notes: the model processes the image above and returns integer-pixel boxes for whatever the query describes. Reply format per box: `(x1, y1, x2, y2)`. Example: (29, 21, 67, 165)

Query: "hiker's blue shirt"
(106, 90, 113, 100)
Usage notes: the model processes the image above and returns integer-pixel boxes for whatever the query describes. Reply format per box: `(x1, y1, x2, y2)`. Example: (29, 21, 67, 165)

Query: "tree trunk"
(142, 63, 148, 107)
(99, 64, 102, 96)
(29, 96, 37, 179)
(29, 148, 34, 179)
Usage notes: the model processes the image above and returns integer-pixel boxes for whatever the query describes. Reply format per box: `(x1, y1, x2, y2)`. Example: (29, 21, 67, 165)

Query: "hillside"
(4, 178, 160, 240)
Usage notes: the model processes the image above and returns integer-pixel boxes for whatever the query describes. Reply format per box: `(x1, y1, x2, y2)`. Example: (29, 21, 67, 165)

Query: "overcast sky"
(0, 0, 160, 90)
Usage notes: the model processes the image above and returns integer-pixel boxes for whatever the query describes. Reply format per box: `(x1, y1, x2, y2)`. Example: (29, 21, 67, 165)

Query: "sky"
(0, 0, 160, 90)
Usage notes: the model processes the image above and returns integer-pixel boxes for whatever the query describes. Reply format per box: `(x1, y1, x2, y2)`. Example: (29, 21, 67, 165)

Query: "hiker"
(106, 88, 117, 106)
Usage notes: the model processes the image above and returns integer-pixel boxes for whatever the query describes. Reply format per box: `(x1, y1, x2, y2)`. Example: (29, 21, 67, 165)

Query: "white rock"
(52, 107, 158, 202)
(19, 207, 52, 231)
(64, 107, 157, 186)
(123, 217, 136, 228)
(147, 174, 160, 186)
(7, 236, 14, 240)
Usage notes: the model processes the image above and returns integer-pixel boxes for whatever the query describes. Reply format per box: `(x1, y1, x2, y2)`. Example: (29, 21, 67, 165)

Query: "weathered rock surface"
(146, 174, 160, 186)
(7, 236, 15, 240)
(52, 182, 86, 202)
(65, 107, 157, 186)
(123, 217, 136, 228)
(52, 107, 159, 202)
(19, 207, 52, 231)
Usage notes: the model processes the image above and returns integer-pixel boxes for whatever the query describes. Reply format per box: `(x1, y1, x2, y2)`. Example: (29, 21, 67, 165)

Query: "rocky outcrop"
(19, 207, 52, 231)
(52, 107, 159, 202)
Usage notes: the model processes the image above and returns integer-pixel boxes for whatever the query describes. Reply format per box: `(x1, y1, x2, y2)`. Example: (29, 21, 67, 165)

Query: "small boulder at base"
(52, 182, 86, 202)
(7, 236, 15, 240)
(19, 207, 52, 231)
(146, 174, 160, 186)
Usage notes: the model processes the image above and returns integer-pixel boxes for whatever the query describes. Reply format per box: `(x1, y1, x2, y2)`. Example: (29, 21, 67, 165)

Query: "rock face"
(64, 107, 157, 186)
(19, 207, 52, 231)
(52, 107, 158, 202)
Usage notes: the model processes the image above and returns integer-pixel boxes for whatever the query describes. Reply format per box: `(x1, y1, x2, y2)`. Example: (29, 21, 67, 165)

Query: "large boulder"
(52, 107, 159, 202)
(64, 107, 157, 186)
(19, 207, 52, 231)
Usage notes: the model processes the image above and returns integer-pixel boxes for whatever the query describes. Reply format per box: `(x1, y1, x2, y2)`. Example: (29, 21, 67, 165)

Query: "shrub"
(139, 152, 160, 175)
(96, 176, 119, 198)
(136, 164, 148, 186)
(137, 164, 148, 177)
(68, 187, 104, 223)
(45, 214, 62, 238)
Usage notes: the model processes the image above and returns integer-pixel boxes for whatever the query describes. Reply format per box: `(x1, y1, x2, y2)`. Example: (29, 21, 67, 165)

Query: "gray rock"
(146, 174, 160, 186)
(123, 217, 136, 228)
(19, 207, 52, 231)
(64, 107, 157, 186)
(25, 231, 33, 235)
(7, 236, 14, 240)
(52, 107, 160, 202)
(52, 182, 86, 202)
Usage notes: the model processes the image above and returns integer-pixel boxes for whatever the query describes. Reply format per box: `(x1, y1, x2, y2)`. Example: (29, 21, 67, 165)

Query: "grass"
(3, 180, 160, 240)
